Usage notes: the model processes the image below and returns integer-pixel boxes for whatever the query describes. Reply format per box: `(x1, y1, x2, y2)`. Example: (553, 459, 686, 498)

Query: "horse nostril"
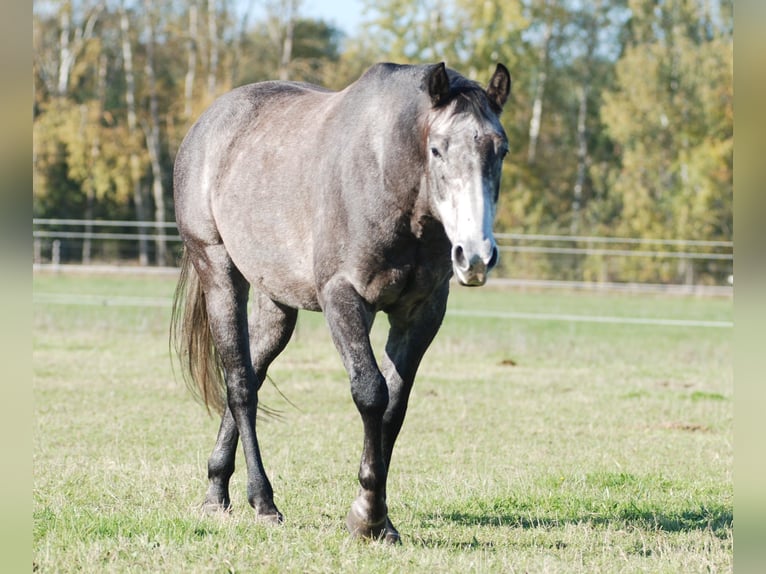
(487, 245, 499, 269)
(452, 244, 469, 270)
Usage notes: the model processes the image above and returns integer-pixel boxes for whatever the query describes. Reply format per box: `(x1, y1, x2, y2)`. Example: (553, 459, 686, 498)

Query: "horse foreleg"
(379, 283, 449, 539)
(381, 283, 449, 466)
(320, 277, 394, 542)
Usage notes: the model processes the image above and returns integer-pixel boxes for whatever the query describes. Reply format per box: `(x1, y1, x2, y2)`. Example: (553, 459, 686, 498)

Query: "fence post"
(82, 221, 92, 265)
(685, 260, 694, 286)
(52, 240, 61, 270)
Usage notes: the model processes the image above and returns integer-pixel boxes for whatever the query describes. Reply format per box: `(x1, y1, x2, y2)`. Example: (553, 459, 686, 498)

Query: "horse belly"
(213, 187, 321, 311)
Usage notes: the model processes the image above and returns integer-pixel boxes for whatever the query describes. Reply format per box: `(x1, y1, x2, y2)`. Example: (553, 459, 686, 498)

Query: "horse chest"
(361, 265, 411, 309)
(358, 253, 449, 313)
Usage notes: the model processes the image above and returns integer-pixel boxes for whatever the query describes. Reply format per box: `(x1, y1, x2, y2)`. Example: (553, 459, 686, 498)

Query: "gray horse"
(171, 62, 511, 542)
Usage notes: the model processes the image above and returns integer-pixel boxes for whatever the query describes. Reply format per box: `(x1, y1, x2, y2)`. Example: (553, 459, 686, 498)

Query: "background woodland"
(33, 0, 733, 282)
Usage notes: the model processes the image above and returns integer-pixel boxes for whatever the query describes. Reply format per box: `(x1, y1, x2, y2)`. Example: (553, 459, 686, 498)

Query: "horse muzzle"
(451, 242, 499, 287)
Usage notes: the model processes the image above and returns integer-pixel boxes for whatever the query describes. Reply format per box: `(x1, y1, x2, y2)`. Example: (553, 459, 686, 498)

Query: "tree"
(32, 0, 732, 282)
(118, 1, 150, 264)
(601, 0, 732, 237)
(142, 0, 169, 265)
(599, 0, 733, 281)
(34, 0, 350, 267)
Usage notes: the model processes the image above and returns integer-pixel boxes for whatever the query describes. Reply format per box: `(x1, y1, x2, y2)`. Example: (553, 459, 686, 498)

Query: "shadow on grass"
(409, 535, 501, 551)
(437, 507, 730, 532)
(420, 503, 732, 537)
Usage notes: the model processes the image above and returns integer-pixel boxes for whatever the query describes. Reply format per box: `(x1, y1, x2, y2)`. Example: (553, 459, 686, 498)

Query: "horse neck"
(335, 76, 437, 237)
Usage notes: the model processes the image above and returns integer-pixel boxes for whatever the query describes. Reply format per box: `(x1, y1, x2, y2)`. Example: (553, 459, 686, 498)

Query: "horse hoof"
(346, 506, 401, 544)
(255, 511, 284, 526)
(201, 500, 232, 515)
(382, 518, 401, 544)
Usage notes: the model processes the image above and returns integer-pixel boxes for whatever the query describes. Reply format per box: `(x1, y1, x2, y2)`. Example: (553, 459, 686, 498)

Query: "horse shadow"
(411, 503, 732, 549)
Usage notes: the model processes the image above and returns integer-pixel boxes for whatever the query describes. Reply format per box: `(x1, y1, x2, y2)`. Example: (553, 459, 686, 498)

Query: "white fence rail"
(494, 232, 732, 261)
(32, 219, 733, 295)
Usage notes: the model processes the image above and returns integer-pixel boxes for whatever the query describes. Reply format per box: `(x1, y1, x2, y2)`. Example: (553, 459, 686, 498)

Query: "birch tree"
(142, 0, 168, 265)
(184, 2, 199, 120)
(207, 0, 219, 98)
(81, 53, 107, 263)
(119, 2, 149, 265)
(526, 16, 551, 164)
(56, 1, 104, 97)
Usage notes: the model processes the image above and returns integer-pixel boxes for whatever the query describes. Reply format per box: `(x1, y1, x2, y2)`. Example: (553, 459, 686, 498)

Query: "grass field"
(33, 272, 733, 573)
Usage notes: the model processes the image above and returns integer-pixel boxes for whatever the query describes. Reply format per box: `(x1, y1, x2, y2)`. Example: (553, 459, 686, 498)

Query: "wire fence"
(32, 219, 733, 296)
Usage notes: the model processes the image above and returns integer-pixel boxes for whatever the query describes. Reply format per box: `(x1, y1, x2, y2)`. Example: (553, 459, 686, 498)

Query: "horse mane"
(356, 63, 491, 117)
(441, 70, 492, 116)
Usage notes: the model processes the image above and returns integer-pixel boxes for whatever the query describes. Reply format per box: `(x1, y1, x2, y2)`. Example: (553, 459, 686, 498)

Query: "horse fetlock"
(358, 459, 387, 493)
(204, 478, 231, 504)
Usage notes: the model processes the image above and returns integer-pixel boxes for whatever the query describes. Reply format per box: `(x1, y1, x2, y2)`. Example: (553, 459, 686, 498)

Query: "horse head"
(423, 63, 511, 286)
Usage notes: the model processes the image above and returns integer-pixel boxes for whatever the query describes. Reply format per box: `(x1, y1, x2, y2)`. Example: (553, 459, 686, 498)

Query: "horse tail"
(170, 249, 227, 415)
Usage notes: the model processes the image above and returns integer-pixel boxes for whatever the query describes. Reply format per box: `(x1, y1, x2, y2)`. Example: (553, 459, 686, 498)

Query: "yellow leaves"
(33, 99, 143, 206)
(600, 9, 733, 244)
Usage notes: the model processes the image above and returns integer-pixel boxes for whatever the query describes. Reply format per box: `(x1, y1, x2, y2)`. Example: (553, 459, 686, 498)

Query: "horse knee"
(350, 372, 389, 416)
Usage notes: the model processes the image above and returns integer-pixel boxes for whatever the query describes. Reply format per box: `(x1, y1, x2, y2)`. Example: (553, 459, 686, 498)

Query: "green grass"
(33, 272, 732, 572)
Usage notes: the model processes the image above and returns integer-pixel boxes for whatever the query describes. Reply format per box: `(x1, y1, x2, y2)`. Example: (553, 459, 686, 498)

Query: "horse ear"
(426, 62, 450, 107)
(487, 63, 511, 114)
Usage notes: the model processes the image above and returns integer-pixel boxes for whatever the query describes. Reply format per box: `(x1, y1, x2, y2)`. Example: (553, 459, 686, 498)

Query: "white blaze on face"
(435, 172, 498, 286)
(428, 113, 501, 286)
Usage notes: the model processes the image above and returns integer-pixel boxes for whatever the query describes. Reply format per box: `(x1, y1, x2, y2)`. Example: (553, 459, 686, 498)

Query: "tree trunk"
(56, 2, 102, 97)
(230, 0, 255, 87)
(571, 85, 588, 234)
(527, 21, 551, 165)
(207, 0, 219, 98)
(81, 53, 107, 264)
(571, 0, 600, 234)
(57, 4, 72, 96)
(119, 3, 149, 266)
(184, 3, 198, 120)
(279, 1, 296, 81)
(143, 0, 168, 266)
(80, 104, 94, 264)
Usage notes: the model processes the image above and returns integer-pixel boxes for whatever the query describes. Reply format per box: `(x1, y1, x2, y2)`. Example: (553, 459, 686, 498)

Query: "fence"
(33, 218, 182, 267)
(32, 219, 733, 295)
(492, 232, 732, 291)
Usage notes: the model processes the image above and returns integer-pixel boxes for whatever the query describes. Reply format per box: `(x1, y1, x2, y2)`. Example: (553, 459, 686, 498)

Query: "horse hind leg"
(203, 405, 238, 513)
(192, 245, 285, 522)
(203, 292, 297, 515)
(241, 293, 298, 522)
(248, 291, 298, 407)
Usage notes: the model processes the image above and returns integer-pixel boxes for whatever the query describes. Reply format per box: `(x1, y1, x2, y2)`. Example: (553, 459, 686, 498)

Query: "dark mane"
(443, 69, 492, 115)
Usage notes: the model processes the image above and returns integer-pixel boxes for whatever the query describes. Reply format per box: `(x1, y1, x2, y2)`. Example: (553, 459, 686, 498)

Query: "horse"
(171, 61, 511, 543)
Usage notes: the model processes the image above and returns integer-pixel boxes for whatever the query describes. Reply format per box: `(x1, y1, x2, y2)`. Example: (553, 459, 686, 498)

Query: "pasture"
(33, 272, 732, 572)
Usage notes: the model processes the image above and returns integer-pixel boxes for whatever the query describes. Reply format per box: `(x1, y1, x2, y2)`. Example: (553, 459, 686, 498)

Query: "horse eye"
(430, 147, 442, 159)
